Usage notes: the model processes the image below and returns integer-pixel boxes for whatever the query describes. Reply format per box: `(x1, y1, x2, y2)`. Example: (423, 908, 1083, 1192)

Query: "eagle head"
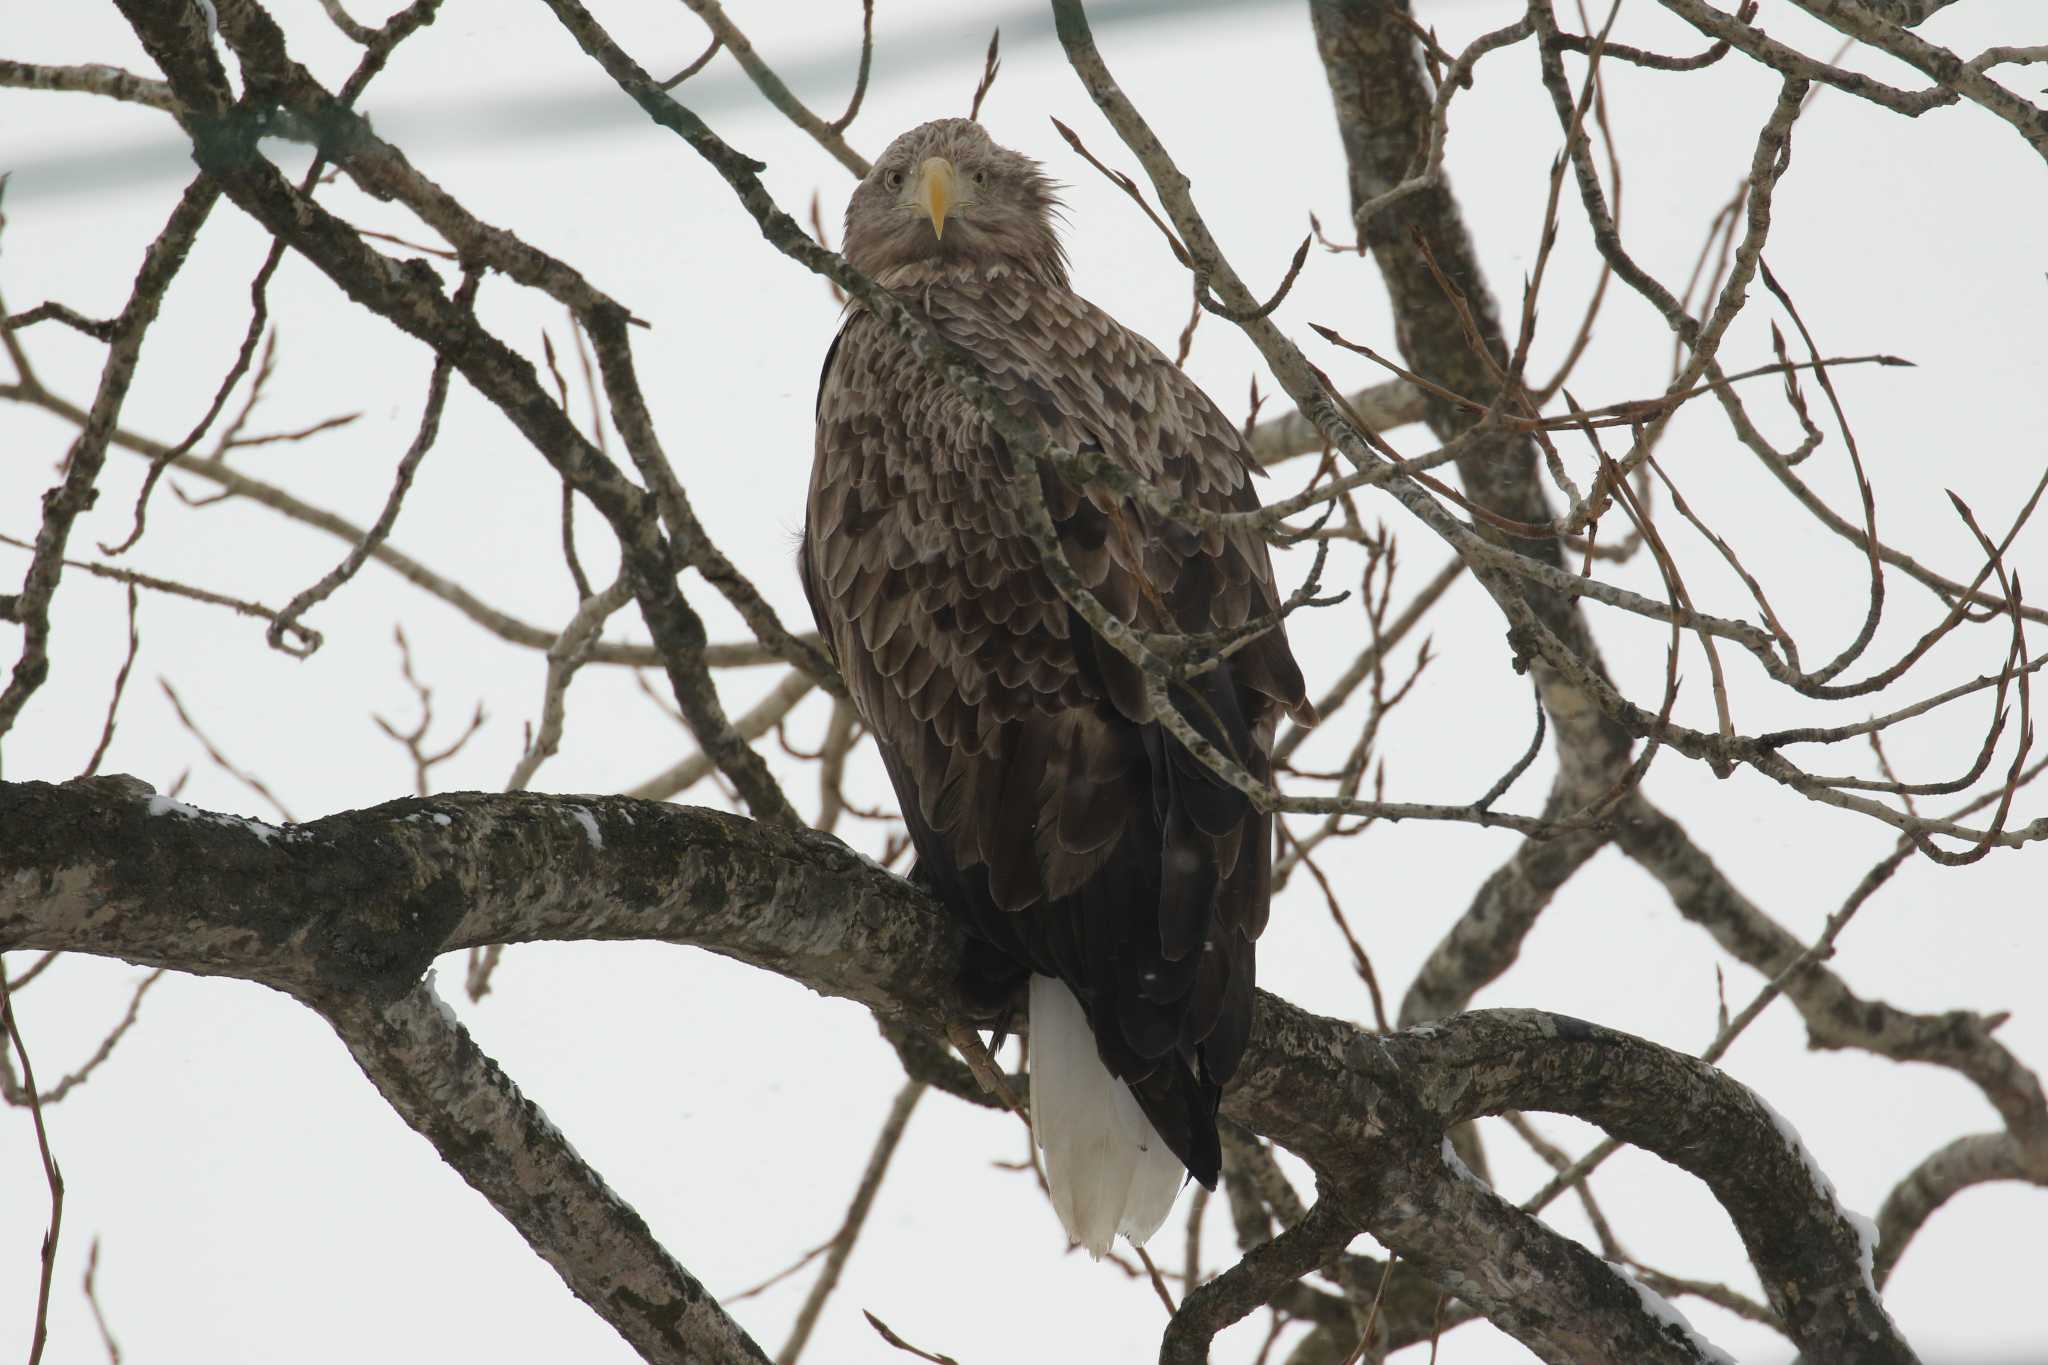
(843, 119, 1069, 285)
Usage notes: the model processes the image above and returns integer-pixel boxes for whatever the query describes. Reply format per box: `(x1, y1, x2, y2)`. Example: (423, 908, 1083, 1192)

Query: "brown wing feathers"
(803, 269, 1307, 1187)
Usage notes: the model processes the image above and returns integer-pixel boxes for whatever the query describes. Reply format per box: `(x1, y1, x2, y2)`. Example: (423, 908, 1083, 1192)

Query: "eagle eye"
(884, 168, 905, 190)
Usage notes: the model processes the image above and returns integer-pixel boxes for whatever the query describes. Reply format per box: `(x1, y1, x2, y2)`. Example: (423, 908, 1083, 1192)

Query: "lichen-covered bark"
(0, 778, 953, 1019)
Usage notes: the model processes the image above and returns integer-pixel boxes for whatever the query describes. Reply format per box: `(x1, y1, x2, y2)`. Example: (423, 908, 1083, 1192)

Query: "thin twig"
(1, 971, 167, 1107)
(268, 272, 473, 655)
(967, 29, 1001, 122)
(158, 679, 296, 823)
(1, 968, 62, 1365)
(827, 0, 875, 132)
(778, 1079, 925, 1364)
(77, 585, 141, 778)
(84, 1237, 122, 1365)
(863, 1311, 960, 1365)
(660, 35, 721, 89)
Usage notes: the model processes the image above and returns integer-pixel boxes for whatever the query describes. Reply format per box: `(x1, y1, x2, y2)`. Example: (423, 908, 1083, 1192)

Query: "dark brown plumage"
(801, 120, 1309, 1249)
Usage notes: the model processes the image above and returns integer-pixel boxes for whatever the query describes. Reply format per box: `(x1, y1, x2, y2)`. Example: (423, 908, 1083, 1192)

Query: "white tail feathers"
(1029, 974, 1185, 1259)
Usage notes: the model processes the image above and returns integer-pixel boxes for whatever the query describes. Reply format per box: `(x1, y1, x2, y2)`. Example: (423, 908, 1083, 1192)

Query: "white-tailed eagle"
(802, 118, 1311, 1257)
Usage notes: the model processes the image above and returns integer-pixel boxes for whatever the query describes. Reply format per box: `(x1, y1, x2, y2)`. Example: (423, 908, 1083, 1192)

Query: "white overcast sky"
(3, 2, 2045, 1362)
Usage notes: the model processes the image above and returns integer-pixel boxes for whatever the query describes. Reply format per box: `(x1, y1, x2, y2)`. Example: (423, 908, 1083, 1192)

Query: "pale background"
(2, 1, 2044, 1362)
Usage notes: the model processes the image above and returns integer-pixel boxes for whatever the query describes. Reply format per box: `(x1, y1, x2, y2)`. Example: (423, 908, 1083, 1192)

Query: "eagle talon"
(946, 1021, 1029, 1120)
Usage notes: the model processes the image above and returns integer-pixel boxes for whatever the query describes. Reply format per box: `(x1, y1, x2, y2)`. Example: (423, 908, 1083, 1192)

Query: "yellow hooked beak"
(913, 156, 960, 240)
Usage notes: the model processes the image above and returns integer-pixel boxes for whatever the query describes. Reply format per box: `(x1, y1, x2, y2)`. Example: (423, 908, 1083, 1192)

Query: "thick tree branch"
(1398, 790, 1611, 1026)
(1367, 1015, 1906, 1360)
(1160, 1198, 1357, 1365)
(1872, 1131, 2036, 1287)
(0, 777, 1917, 1364)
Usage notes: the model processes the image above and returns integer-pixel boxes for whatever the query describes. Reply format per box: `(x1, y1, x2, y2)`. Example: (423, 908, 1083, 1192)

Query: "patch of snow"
(146, 793, 284, 843)
(420, 968, 461, 1029)
(1756, 1093, 1842, 1205)
(1754, 1091, 1884, 1297)
(431, 812, 452, 827)
(147, 793, 201, 819)
(1607, 1262, 1737, 1365)
(1440, 1137, 1481, 1184)
(527, 1098, 586, 1166)
(1845, 1206, 1880, 1294)
(194, 0, 218, 36)
(567, 804, 602, 850)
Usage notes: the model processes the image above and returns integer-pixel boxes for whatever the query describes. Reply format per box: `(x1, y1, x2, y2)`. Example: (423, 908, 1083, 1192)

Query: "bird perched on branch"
(802, 119, 1311, 1258)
